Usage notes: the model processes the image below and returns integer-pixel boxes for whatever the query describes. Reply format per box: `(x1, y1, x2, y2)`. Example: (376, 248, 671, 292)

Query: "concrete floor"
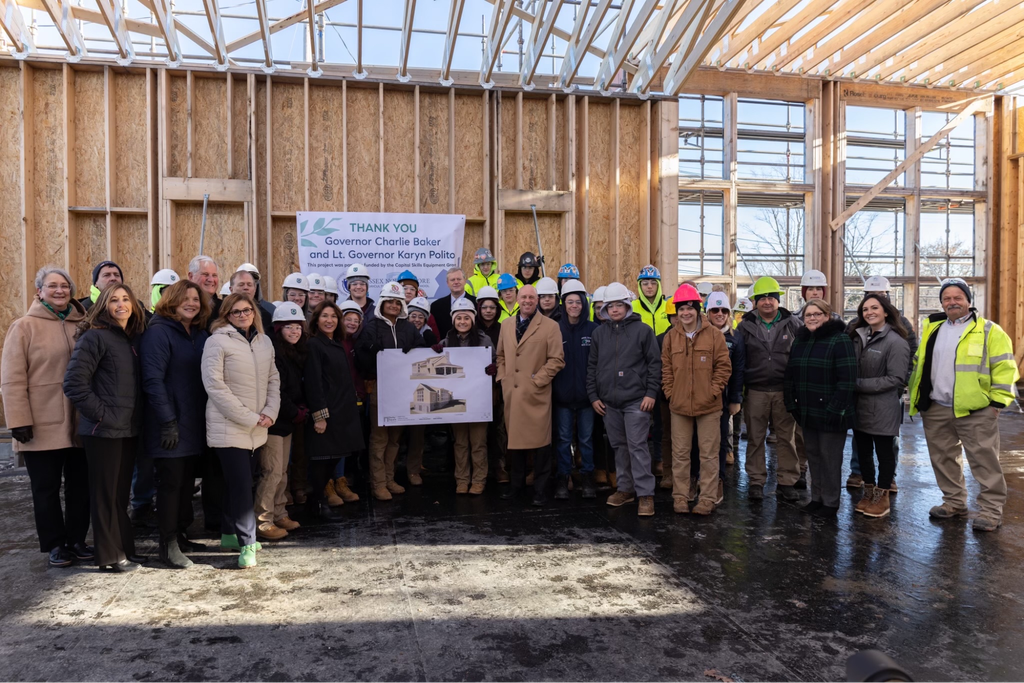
(1, 414, 1023, 682)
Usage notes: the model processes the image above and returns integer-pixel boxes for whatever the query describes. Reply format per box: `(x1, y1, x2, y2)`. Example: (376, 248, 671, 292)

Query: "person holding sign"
(355, 282, 427, 501)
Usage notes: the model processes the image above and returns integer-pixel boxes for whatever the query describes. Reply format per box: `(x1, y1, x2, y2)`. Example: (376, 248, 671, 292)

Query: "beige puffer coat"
(201, 325, 281, 450)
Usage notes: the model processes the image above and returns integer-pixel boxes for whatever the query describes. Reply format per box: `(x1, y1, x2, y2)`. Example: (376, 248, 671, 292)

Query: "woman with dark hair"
(849, 293, 911, 519)
(328, 301, 366, 503)
(63, 283, 148, 572)
(202, 293, 280, 568)
(305, 300, 364, 518)
(141, 280, 211, 569)
(475, 287, 507, 483)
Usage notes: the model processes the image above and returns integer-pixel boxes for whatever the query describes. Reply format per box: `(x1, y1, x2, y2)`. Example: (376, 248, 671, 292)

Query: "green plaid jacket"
(783, 318, 857, 432)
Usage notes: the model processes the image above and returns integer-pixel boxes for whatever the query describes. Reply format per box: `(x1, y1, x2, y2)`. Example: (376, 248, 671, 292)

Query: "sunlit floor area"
(2, 415, 1023, 682)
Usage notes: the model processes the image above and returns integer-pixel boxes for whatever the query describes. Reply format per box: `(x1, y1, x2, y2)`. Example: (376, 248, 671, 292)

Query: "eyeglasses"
(43, 284, 71, 291)
(229, 307, 255, 318)
(707, 308, 729, 314)
(804, 312, 827, 319)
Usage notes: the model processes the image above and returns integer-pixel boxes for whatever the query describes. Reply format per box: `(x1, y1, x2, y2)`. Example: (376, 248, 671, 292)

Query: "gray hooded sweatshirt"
(586, 311, 662, 409)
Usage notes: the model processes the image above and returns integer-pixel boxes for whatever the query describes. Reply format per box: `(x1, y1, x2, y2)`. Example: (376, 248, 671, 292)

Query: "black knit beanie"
(92, 260, 124, 285)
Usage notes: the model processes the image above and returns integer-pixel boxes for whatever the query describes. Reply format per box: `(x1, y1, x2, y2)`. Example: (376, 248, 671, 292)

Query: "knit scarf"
(40, 300, 72, 321)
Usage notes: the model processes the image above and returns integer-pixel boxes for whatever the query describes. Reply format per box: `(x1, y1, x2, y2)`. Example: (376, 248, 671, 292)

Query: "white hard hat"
(339, 300, 364, 318)
(592, 286, 608, 303)
(706, 292, 731, 310)
(535, 277, 559, 296)
(801, 269, 828, 288)
(237, 262, 261, 279)
(220, 282, 231, 296)
(734, 297, 753, 312)
(560, 279, 587, 296)
(346, 263, 370, 280)
(603, 282, 631, 304)
(696, 282, 714, 296)
(408, 297, 431, 316)
(151, 269, 180, 287)
(451, 297, 477, 318)
(273, 302, 306, 323)
(282, 272, 309, 291)
(863, 275, 890, 293)
(379, 281, 405, 300)
(305, 273, 325, 291)
(323, 275, 339, 296)
(476, 285, 499, 301)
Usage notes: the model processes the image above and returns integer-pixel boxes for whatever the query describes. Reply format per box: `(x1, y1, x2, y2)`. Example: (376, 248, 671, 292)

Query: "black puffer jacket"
(269, 337, 306, 437)
(63, 324, 143, 438)
(355, 316, 425, 380)
(305, 333, 364, 459)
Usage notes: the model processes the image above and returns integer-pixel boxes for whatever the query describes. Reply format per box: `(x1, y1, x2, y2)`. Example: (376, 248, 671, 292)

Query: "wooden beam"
(163, 177, 253, 202)
(831, 98, 987, 231)
(664, 0, 747, 95)
(975, 55, 1024, 91)
(520, 0, 564, 87)
(482, 0, 516, 83)
(39, 0, 87, 58)
(173, 15, 218, 59)
(95, 0, 134, 63)
(225, 0, 349, 54)
(20, 62, 35, 309)
(439, 0, 466, 82)
(201, 0, 229, 68)
(62, 64, 75, 277)
(765, 0, 877, 73)
(480, 0, 611, 64)
(254, 0, 273, 69)
(738, 0, 826, 72)
(712, 0, 803, 68)
(557, 0, 614, 88)
(104, 66, 115, 259)
(397, 0, 416, 79)
(630, 0, 716, 94)
(594, 0, 660, 90)
(145, 0, 181, 63)
(0, 0, 33, 54)
(785, 0, 915, 74)
(306, 0, 319, 74)
(926, 34, 1024, 89)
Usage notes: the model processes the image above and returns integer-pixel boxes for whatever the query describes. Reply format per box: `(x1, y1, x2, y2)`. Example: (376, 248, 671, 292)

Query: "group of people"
(1, 249, 1018, 574)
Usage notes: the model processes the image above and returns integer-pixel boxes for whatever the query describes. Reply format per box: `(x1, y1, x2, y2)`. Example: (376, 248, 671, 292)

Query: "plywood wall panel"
(271, 216, 300, 291)
(270, 81, 305, 212)
(503, 212, 562, 272)
(231, 76, 248, 180)
(555, 99, 567, 191)
(73, 214, 107, 290)
(173, 203, 246, 276)
(586, 101, 613, 289)
(499, 95, 516, 189)
(347, 85, 380, 212)
(308, 84, 345, 211)
(521, 97, 549, 191)
(464, 220, 483, 271)
(0, 67, 24, 323)
(618, 103, 647, 282)
(382, 89, 415, 212)
(419, 91, 451, 214)
(32, 68, 66, 271)
(114, 214, 150, 291)
(193, 75, 228, 179)
(167, 75, 188, 177)
(454, 94, 484, 219)
(113, 73, 149, 208)
(256, 79, 268, 263)
(73, 71, 105, 206)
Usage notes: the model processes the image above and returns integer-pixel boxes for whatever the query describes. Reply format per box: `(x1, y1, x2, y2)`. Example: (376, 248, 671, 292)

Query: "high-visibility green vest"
(498, 299, 519, 322)
(909, 312, 1019, 417)
(466, 265, 498, 297)
(631, 282, 670, 335)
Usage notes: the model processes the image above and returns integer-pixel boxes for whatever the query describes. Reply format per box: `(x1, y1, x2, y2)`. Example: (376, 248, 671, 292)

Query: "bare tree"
(920, 237, 973, 279)
(739, 206, 804, 277)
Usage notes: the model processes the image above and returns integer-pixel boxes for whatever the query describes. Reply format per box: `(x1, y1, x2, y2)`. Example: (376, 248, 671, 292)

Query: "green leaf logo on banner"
(301, 239, 317, 248)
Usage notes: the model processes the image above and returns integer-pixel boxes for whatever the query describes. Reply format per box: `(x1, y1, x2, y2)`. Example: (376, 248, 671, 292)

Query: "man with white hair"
(188, 255, 222, 322)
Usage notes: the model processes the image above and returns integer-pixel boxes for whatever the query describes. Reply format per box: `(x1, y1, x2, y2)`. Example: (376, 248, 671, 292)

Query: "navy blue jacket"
(553, 315, 599, 408)
(722, 326, 746, 407)
(140, 314, 209, 457)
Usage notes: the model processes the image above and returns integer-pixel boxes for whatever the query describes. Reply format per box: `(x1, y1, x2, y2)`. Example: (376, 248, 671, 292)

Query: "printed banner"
(296, 212, 465, 299)
(376, 348, 493, 426)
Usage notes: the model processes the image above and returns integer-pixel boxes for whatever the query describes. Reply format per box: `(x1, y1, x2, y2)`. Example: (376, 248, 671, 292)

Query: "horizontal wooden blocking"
(164, 177, 252, 202)
(498, 189, 573, 212)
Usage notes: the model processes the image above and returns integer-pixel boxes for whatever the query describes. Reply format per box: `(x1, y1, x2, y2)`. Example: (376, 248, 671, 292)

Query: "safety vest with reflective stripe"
(909, 312, 1019, 417)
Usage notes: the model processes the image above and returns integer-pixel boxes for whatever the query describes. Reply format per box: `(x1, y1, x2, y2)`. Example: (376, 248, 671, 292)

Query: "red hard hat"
(672, 283, 702, 305)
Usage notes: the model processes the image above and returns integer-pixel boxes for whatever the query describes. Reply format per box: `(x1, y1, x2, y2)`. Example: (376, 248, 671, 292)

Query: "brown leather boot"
(275, 516, 300, 531)
(334, 477, 360, 502)
(324, 481, 344, 507)
(385, 480, 406, 495)
(469, 482, 485, 495)
(863, 487, 890, 518)
(855, 485, 875, 514)
(637, 496, 655, 517)
(373, 486, 392, 501)
(257, 522, 288, 540)
(593, 469, 608, 485)
(456, 482, 469, 494)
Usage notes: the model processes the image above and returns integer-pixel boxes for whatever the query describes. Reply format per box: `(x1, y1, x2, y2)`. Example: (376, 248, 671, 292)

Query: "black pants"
(508, 446, 552, 496)
(23, 448, 90, 553)
(310, 458, 340, 503)
(82, 436, 137, 567)
(200, 447, 225, 533)
(154, 455, 199, 543)
(854, 430, 897, 490)
(215, 447, 258, 547)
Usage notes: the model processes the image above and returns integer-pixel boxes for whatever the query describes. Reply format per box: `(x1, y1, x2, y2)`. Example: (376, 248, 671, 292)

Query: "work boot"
(593, 469, 608, 486)
(408, 473, 423, 486)
(257, 522, 288, 540)
(525, 472, 535, 486)
(673, 499, 690, 514)
(496, 469, 510, 484)
(811, 505, 839, 518)
(499, 486, 521, 500)
(284, 489, 294, 506)
(608, 472, 618, 490)
(799, 500, 823, 514)
(777, 484, 800, 502)
(554, 477, 570, 500)
(606, 490, 636, 507)
(293, 489, 308, 505)
(652, 461, 664, 477)
(725, 450, 735, 465)
(238, 544, 258, 569)
(929, 502, 968, 519)
(863, 487, 890, 518)
(580, 472, 597, 499)
(794, 470, 808, 490)
(318, 502, 345, 520)
(855, 485, 875, 514)
(637, 496, 655, 517)
(846, 473, 864, 489)
(160, 539, 193, 569)
(469, 482, 485, 495)
(324, 481, 345, 507)
(971, 516, 1002, 532)
(889, 481, 898, 495)
(688, 477, 699, 502)
(692, 498, 715, 515)
(385, 480, 406, 495)
(275, 516, 300, 531)
(715, 479, 724, 505)
(373, 486, 393, 501)
(334, 477, 360, 502)
(749, 484, 764, 501)
(456, 482, 469, 494)
(658, 476, 673, 490)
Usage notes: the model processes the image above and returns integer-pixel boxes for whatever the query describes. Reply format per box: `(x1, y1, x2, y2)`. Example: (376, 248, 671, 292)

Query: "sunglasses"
(707, 308, 729, 314)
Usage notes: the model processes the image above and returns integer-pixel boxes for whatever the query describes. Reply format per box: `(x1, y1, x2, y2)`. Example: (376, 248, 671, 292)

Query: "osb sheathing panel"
(73, 214, 107, 290)
(193, 75, 228, 179)
(270, 81, 305, 212)
(231, 77, 248, 180)
(520, 97, 549, 191)
(255, 80, 267, 263)
(618, 103, 648, 281)
(32, 68, 66, 270)
(419, 91, 450, 214)
(464, 220, 483, 270)
(114, 214, 150, 292)
(73, 71, 105, 206)
(585, 100, 613, 289)
(556, 99, 567, 191)
(167, 75, 188, 177)
(503, 212, 562, 271)
(113, 73, 148, 209)
(173, 203, 246, 276)
(346, 85, 380, 212)
(271, 216, 300, 290)
(454, 94, 484, 219)
(308, 85, 344, 211)
(383, 89, 415, 212)
(499, 95, 516, 189)
(0, 67, 25, 407)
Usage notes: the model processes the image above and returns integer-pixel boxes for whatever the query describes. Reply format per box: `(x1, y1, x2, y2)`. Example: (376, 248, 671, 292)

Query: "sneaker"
(846, 473, 864, 490)
(238, 544, 258, 569)
(456, 482, 469, 494)
(688, 477, 699, 502)
(692, 499, 715, 515)
(777, 484, 800, 502)
(673, 499, 690, 514)
(862, 487, 890, 518)
(373, 486, 393, 501)
(324, 481, 345, 507)
(385, 480, 406, 495)
(855, 486, 875, 514)
(257, 523, 288, 540)
(637, 496, 655, 516)
(971, 516, 1002, 532)
(67, 542, 95, 561)
(794, 470, 807, 490)
(469, 482, 485, 495)
(334, 477, 360, 502)
(929, 502, 968, 519)
(748, 484, 764, 501)
(408, 473, 423, 486)
(606, 490, 636, 507)
(275, 516, 300, 531)
(715, 480, 724, 505)
(48, 546, 74, 568)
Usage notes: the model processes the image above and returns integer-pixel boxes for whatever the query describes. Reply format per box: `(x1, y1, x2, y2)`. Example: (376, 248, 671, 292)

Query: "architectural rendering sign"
(376, 348, 493, 426)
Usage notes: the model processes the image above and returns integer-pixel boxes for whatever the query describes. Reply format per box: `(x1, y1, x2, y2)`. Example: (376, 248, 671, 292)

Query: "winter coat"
(721, 326, 746, 407)
(586, 311, 662, 409)
(341, 336, 366, 401)
(662, 317, 732, 417)
(466, 264, 499, 297)
(269, 338, 306, 437)
(63, 323, 143, 439)
(737, 307, 803, 391)
(304, 333, 364, 459)
(430, 294, 477, 340)
(441, 328, 495, 360)
(784, 319, 857, 433)
(631, 282, 670, 335)
(1, 299, 87, 452)
(553, 316, 599, 408)
(355, 315, 425, 381)
(201, 325, 281, 451)
(846, 314, 918, 359)
(140, 314, 209, 457)
(496, 313, 565, 449)
(478, 318, 501, 347)
(851, 324, 911, 437)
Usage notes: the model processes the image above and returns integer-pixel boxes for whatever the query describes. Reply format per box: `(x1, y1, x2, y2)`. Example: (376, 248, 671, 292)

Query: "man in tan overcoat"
(496, 284, 565, 505)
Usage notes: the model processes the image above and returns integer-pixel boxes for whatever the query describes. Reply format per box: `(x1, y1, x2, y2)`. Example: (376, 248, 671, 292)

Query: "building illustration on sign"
(410, 383, 465, 414)
(410, 352, 465, 379)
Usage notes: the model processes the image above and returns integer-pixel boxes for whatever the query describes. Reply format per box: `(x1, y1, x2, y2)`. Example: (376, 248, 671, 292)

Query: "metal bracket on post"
(530, 204, 546, 278)
(199, 193, 210, 254)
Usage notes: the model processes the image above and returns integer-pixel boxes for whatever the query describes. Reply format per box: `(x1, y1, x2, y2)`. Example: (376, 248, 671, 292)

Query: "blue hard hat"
(397, 270, 418, 284)
(558, 263, 580, 279)
(497, 273, 518, 291)
(638, 264, 661, 281)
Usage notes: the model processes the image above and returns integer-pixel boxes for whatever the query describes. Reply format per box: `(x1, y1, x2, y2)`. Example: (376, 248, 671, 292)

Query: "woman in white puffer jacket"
(201, 293, 280, 568)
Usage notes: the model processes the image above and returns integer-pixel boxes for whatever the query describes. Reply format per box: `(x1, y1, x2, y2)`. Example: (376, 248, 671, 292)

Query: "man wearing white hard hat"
(236, 262, 277, 325)
(150, 269, 180, 311)
(344, 264, 374, 317)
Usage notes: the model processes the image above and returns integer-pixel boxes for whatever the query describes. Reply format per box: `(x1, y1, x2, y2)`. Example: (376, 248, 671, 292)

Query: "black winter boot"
(581, 472, 597, 499)
(160, 539, 194, 569)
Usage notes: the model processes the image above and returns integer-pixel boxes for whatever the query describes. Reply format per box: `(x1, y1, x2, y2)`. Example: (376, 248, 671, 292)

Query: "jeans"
(131, 450, 156, 510)
(554, 405, 595, 475)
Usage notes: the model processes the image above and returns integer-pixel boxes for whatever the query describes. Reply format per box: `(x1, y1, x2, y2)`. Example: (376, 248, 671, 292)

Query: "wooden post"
(20, 62, 35, 309)
(515, 91, 523, 190)
(414, 85, 420, 210)
(654, 98, 678, 288)
(612, 98, 620, 280)
(186, 70, 194, 179)
(226, 73, 234, 179)
(482, 89, 490, 249)
(579, 95, 589, 283)
(449, 87, 456, 213)
(820, 81, 834, 308)
(146, 68, 159, 276)
(265, 75, 273, 296)
(104, 66, 116, 261)
(63, 64, 77, 278)
(723, 92, 738, 293)
(247, 73, 257, 262)
(378, 82, 385, 211)
(564, 94, 576, 268)
(904, 106, 921, 331)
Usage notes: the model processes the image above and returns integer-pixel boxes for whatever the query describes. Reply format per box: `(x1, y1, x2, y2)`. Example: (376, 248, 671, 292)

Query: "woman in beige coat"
(201, 293, 280, 569)
(1, 266, 91, 568)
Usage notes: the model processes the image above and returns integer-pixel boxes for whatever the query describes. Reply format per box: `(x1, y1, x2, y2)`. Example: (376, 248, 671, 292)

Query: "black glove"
(431, 343, 444, 353)
(160, 420, 179, 451)
(11, 426, 33, 443)
(485, 364, 497, 377)
(402, 345, 413, 354)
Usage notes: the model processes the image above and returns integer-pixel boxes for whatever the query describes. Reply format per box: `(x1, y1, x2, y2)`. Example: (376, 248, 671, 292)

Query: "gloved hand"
(485, 364, 497, 376)
(431, 343, 444, 353)
(536, 254, 545, 265)
(402, 345, 413, 354)
(160, 420, 179, 451)
(293, 405, 309, 424)
(11, 426, 33, 444)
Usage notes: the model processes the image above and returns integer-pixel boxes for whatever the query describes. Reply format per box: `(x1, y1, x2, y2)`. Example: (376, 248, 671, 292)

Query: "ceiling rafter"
(764, 0, 876, 73)
(630, 0, 718, 93)
(738, 0, 829, 72)
(0, 0, 33, 54)
(224, 0, 349, 54)
(201, 0, 229, 68)
(254, 0, 273, 69)
(397, 0, 417, 79)
(440, 0, 466, 82)
(520, 0, 564, 87)
(39, 0, 88, 59)
(136, 0, 181, 63)
(949, 45, 1024, 89)
(664, 0, 746, 93)
(894, 13, 1024, 85)
(482, 0, 516, 83)
(306, 0, 318, 74)
(95, 0, 134, 63)
(557, 0, 615, 88)
(594, 0, 661, 90)
(786, 0, 914, 75)
(711, 0, 803, 69)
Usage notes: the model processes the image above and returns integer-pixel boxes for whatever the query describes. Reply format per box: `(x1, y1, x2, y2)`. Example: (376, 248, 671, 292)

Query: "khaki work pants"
(368, 390, 404, 488)
(921, 404, 1007, 520)
(256, 434, 290, 524)
(671, 411, 722, 504)
(453, 422, 489, 485)
(406, 426, 425, 476)
(743, 389, 800, 487)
